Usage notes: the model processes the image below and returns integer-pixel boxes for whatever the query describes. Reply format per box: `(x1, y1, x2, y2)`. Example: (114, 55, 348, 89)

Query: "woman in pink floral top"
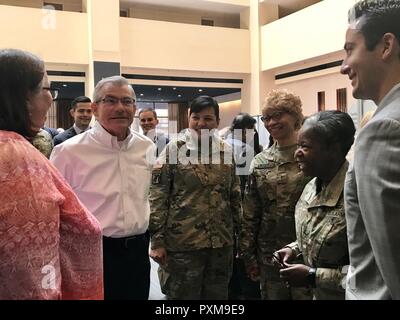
(0, 49, 103, 299)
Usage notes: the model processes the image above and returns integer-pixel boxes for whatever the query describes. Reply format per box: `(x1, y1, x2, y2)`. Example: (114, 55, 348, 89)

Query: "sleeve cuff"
(150, 237, 165, 250)
(315, 267, 346, 291)
(284, 241, 301, 257)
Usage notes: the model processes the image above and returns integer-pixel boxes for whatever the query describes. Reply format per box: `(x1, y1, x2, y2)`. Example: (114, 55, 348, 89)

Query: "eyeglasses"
(42, 87, 58, 100)
(261, 111, 284, 123)
(98, 96, 135, 107)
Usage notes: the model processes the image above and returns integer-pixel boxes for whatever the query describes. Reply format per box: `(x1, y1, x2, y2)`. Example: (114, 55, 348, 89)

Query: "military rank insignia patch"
(152, 171, 161, 184)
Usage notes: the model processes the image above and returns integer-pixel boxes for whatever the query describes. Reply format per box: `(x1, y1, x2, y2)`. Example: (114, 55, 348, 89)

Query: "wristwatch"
(307, 267, 317, 288)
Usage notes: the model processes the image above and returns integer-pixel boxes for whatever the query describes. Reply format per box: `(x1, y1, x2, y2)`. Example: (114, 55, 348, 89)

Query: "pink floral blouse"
(0, 131, 103, 299)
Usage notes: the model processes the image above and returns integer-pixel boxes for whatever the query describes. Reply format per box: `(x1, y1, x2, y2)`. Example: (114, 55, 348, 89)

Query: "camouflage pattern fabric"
(149, 130, 241, 299)
(240, 142, 311, 300)
(149, 131, 241, 252)
(286, 161, 349, 300)
(158, 246, 233, 299)
(31, 129, 53, 158)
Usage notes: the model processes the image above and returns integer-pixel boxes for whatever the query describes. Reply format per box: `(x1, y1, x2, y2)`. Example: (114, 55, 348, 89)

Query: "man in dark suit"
(139, 107, 169, 156)
(43, 126, 61, 139)
(53, 96, 92, 146)
(341, 0, 400, 300)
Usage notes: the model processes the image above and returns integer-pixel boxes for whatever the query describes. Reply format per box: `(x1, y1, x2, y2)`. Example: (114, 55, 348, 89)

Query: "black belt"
(103, 232, 149, 248)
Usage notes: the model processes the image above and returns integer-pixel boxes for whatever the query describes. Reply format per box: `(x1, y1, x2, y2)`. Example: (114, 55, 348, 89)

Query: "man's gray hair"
(93, 75, 136, 103)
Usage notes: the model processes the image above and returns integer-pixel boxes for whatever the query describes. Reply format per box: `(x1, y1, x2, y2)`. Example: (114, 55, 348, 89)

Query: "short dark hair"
(0, 49, 45, 137)
(71, 96, 91, 110)
(138, 107, 157, 119)
(229, 112, 256, 131)
(349, 0, 400, 52)
(303, 110, 356, 157)
(230, 112, 261, 154)
(189, 95, 219, 120)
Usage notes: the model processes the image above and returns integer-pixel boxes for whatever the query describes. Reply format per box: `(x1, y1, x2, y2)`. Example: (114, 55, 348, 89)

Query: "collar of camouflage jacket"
(304, 160, 349, 208)
(264, 142, 298, 164)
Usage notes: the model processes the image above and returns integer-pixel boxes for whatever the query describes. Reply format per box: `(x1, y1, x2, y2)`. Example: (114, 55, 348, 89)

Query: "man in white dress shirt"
(51, 76, 154, 300)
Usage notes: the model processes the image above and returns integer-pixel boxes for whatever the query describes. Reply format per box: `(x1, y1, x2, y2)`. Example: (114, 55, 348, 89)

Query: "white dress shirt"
(50, 121, 154, 237)
(73, 123, 89, 134)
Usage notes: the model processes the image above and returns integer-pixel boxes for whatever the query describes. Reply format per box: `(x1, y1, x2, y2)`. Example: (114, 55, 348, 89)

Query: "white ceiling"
(120, 0, 248, 14)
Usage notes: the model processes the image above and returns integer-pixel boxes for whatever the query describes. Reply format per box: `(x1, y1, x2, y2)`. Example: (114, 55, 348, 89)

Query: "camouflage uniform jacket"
(240, 142, 309, 268)
(31, 129, 53, 158)
(149, 130, 241, 252)
(286, 161, 349, 300)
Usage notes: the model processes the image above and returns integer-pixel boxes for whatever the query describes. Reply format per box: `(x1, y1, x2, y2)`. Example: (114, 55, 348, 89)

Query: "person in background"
(53, 96, 92, 146)
(0, 48, 103, 300)
(240, 89, 311, 300)
(341, 0, 400, 300)
(225, 112, 262, 195)
(275, 110, 355, 300)
(225, 112, 262, 300)
(149, 95, 241, 300)
(51, 76, 153, 300)
(139, 107, 169, 156)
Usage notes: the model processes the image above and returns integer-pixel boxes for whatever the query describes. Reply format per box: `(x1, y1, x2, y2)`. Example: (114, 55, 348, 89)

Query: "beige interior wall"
(126, 5, 240, 28)
(0, 5, 88, 64)
(89, 0, 120, 62)
(275, 70, 356, 116)
(259, 2, 279, 25)
(219, 100, 242, 129)
(0, 0, 82, 11)
(261, 0, 352, 70)
(120, 18, 250, 73)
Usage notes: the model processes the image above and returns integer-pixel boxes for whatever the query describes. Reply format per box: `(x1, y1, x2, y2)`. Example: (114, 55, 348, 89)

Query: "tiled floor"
(149, 259, 166, 300)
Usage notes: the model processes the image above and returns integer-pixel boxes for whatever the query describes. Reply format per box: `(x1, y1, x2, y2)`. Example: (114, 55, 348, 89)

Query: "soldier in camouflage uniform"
(149, 96, 241, 300)
(30, 128, 53, 158)
(240, 89, 311, 300)
(276, 111, 355, 299)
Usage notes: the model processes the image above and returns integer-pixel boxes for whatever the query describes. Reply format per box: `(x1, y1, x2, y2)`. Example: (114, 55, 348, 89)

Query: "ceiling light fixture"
(178, 94, 182, 98)
(198, 89, 203, 92)
(158, 88, 162, 91)
(173, 87, 176, 90)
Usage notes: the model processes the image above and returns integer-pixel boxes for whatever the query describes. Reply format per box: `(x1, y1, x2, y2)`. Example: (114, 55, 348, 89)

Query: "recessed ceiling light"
(158, 88, 162, 91)
(198, 89, 203, 92)
(62, 84, 68, 87)
(178, 94, 182, 98)
(173, 87, 177, 90)
(140, 93, 144, 96)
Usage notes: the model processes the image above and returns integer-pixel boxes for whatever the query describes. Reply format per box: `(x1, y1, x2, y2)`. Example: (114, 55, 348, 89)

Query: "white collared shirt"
(144, 129, 155, 142)
(50, 121, 154, 237)
(73, 123, 88, 135)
